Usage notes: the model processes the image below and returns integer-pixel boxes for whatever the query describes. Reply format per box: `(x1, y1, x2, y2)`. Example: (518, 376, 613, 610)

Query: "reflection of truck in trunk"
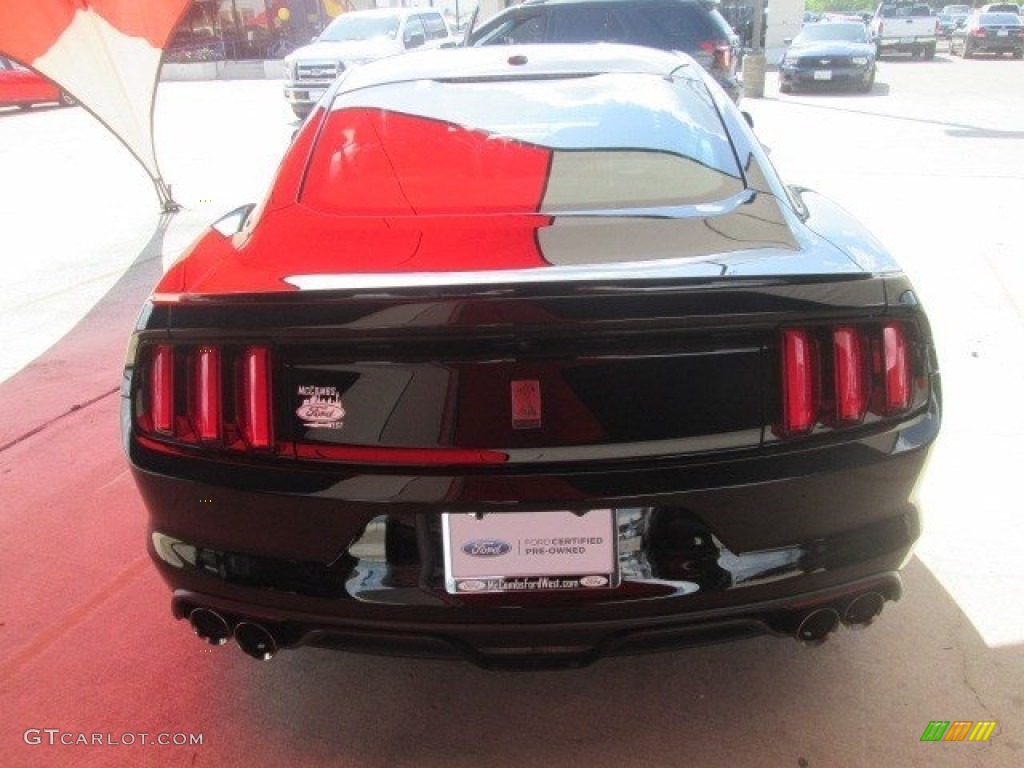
(871, 2, 939, 58)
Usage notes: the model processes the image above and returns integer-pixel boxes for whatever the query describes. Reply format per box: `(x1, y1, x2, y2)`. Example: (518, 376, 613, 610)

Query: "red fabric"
(0, 0, 189, 63)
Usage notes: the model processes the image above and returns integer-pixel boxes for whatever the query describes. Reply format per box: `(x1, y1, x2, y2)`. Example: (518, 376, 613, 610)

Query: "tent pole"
(153, 176, 181, 213)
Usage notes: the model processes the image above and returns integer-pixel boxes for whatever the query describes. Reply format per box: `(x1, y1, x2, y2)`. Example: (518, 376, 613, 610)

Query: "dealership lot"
(1, 53, 1023, 767)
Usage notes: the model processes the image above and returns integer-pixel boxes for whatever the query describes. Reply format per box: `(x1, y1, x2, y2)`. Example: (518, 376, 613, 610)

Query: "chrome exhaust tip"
(189, 608, 231, 646)
(795, 608, 840, 646)
(234, 621, 278, 661)
(842, 592, 885, 629)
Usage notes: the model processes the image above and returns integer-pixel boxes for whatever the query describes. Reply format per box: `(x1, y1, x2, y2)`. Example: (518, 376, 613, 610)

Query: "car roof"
(336, 43, 699, 93)
(335, 7, 440, 19)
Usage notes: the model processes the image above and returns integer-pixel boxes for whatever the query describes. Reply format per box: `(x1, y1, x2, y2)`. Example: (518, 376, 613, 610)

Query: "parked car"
(936, 12, 968, 39)
(870, 2, 939, 59)
(123, 44, 941, 668)
(283, 7, 456, 119)
(950, 12, 1024, 56)
(0, 56, 76, 110)
(978, 3, 1021, 13)
(780, 22, 876, 93)
(463, 0, 742, 104)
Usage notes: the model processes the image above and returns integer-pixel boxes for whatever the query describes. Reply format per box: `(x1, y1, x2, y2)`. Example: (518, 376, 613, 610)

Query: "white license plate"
(814, 70, 833, 80)
(442, 509, 618, 594)
(900, 37, 915, 43)
(997, 29, 1009, 36)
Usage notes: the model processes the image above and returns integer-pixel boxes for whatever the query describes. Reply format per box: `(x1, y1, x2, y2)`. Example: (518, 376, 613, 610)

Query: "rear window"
(471, 11, 549, 45)
(302, 73, 743, 216)
(627, 3, 734, 48)
(880, 4, 932, 17)
(979, 12, 1022, 23)
(548, 6, 628, 43)
(420, 12, 448, 40)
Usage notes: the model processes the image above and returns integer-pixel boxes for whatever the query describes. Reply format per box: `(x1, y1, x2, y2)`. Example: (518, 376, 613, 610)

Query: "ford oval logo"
(462, 539, 511, 558)
(296, 402, 345, 423)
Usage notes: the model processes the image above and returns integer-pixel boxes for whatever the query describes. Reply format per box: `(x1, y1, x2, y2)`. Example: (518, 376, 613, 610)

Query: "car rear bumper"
(132, 391, 938, 666)
(283, 81, 334, 108)
(780, 66, 873, 89)
(171, 571, 904, 669)
(966, 40, 1024, 53)
(877, 37, 936, 54)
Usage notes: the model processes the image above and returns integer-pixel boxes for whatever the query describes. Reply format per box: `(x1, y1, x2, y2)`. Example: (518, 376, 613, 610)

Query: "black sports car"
(123, 44, 940, 668)
(779, 22, 877, 93)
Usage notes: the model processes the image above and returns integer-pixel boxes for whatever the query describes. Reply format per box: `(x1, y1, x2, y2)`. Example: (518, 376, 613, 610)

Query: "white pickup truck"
(871, 2, 939, 59)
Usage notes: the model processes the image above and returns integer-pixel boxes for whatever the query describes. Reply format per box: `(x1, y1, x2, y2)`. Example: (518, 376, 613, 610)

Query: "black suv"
(464, 0, 742, 103)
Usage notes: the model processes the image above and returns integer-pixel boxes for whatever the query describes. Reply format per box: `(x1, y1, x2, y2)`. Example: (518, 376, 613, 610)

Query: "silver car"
(284, 8, 456, 119)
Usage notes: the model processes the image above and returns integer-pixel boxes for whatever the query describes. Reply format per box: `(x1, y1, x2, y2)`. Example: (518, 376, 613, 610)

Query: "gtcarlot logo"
(23, 729, 203, 747)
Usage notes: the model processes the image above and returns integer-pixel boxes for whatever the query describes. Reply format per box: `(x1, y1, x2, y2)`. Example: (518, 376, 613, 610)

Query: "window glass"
(321, 14, 400, 42)
(303, 73, 743, 216)
(628, 4, 722, 48)
(979, 12, 1022, 22)
(549, 7, 626, 43)
(472, 12, 548, 45)
(421, 13, 448, 39)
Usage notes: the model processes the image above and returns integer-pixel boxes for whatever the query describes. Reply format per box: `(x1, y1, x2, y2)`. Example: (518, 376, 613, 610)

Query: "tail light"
(149, 344, 175, 434)
(238, 346, 273, 449)
(833, 327, 866, 424)
(137, 343, 277, 453)
(882, 323, 910, 414)
(972, 27, 987, 37)
(776, 321, 923, 438)
(191, 347, 221, 441)
(699, 39, 732, 71)
(780, 329, 817, 435)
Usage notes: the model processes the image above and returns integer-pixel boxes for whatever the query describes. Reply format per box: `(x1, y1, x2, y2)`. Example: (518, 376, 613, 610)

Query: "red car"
(0, 56, 76, 109)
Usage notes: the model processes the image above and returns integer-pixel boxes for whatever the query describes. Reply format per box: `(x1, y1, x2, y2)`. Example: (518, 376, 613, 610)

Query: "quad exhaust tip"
(234, 621, 278, 661)
(842, 592, 885, 629)
(796, 608, 840, 646)
(189, 608, 231, 646)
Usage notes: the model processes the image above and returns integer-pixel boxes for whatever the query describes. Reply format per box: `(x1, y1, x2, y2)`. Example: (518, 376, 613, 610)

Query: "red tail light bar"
(882, 323, 910, 413)
(149, 344, 175, 434)
(777, 321, 922, 438)
(780, 329, 816, 435)
(139, 343, 277, 454)
(239, 346, 273, 450)
(192, 347, 221, 441)
(832, 327, 866, 425)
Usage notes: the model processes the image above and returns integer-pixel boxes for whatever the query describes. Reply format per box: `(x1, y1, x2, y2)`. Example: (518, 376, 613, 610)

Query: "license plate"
(900, 37, 915, 43)
(997, 29, 1009, 36)
(814, 70, 832, 80)
(307, 89, 326, 101)
(442, 509, 618, 594)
